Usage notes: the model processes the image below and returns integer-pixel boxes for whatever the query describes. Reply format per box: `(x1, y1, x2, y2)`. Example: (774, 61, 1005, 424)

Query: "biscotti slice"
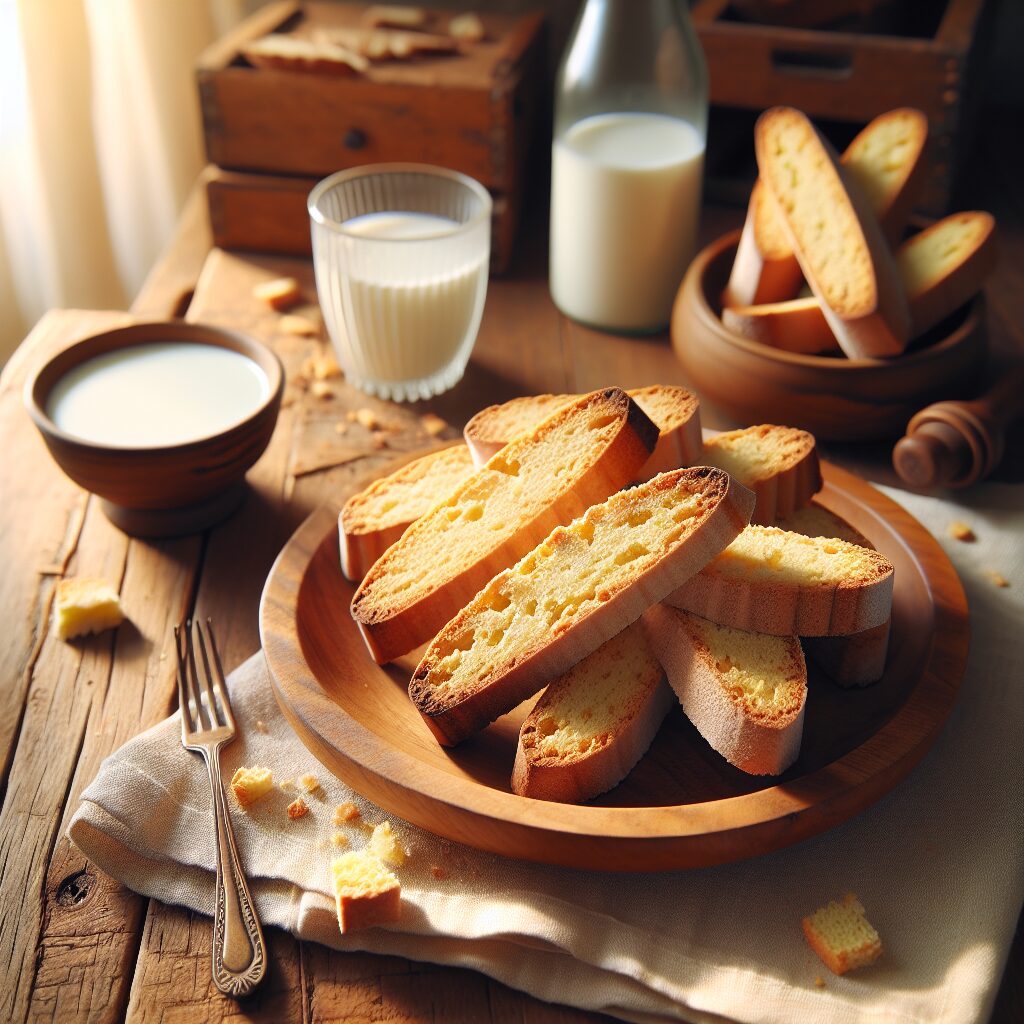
(410, 467, 755, 745)
(642, 605, 806, 775)
(511, 624, 675, 802)
(721, 209, 997, 353)
(464, 385, 703, 480)
(352, 389, 658, 664)
(332, 850, 401, 932)
(667, 525, 894, 636)
(755, 107, 911, 358)
(702, 425, 822, 525)
(724, 109, 928, 310)
(776, 503, 890, 686)
(803, 893, 883, 975)
(842, 107, 930, 245)
(339, 445, 476, 582)
(722, 181, 806, 307)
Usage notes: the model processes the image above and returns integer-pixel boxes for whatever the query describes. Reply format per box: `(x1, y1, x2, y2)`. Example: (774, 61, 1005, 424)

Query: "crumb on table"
(331, 832, 349, 848)
(280, 313, 318, 337)
(948, 521, 976, 542)
(431, 864, 449, 881)
(231, 766, 274, 808)
(802, 893, 882, 975)
(300, 773, 322, 795)
(287, 797, 310, 820)
(420, 412, 448, 437)
(333, 801, 361, 825)
(53, 577, 125, 641)
(252, 276, 303, 311)
(984, 569, 1010, 588)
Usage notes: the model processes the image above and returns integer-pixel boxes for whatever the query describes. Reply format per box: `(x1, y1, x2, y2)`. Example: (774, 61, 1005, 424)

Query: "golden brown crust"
(409, 467, 755, 746)
(352, 389, 658, 663)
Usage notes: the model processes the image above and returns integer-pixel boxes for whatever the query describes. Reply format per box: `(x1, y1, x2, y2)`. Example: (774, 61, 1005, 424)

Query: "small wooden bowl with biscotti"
(672, 107, 997, 441)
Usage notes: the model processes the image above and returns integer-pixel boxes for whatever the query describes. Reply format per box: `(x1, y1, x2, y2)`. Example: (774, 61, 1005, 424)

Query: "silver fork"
(175, 618, 266, 997)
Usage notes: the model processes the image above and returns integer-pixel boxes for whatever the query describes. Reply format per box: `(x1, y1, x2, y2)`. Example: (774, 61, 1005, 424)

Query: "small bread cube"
(331, 850, 401, 932)
(230, 766, 274, 808)
(53, 577, 124, 640)
(802, 893, 882, 975)
(287, 797, 309, 819)
(333, 801, 361, 825)
(253, 276, 303, 311)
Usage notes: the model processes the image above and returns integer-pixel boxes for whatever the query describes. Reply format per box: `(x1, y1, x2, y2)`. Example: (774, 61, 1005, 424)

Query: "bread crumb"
(372, 434, 388, 450)
(53, 577, 125, 640)
(368, 821, 407, 866)
(802, 893, 882, 975)
(280, 314, 318, 337)
(302, 350, 342, 380)
(449, 12, 484, 41)
(254, 719, 269, 734)
(354, 407, 380, 430)
(984, 569, 1010, 588)
(334, 422, 349, 435)
(231, 766, 274, 808)
(278, 778, 295, 792)
(311, 380, 334, 400)
(330, 832, 350, 848)
(948, 521, 976, 542)
(299, 773, 322, 795)
(814, 975, 826, 988)
(331, 850, 401, 932)
(333, 801, 361, 825)
(420, 412, 448, 437)
(431, 865, 449, 880)
(287, 797, 310, 820)
(253, 276, 302, 311)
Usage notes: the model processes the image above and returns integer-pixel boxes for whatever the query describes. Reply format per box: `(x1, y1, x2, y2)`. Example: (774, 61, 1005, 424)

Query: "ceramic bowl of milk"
(24, 321, 284, 538)
(309, 164, 491, 402)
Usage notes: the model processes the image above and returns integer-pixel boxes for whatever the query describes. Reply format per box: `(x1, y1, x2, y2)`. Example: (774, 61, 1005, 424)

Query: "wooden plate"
(260, 460, 969, 871)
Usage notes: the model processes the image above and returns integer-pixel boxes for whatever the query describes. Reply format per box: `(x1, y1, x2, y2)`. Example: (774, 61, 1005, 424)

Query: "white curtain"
(0, 0, 252, 365)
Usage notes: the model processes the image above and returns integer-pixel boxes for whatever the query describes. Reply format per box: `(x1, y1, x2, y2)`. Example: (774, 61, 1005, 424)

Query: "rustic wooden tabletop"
(1, 109, 1021, 1022)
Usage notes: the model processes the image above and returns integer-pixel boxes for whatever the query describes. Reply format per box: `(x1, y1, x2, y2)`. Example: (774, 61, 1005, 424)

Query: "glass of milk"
(309, 164, 491, 402)
(550, 0, 708, 334)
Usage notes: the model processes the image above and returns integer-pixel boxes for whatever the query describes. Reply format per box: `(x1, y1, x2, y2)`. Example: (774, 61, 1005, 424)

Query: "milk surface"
(550, 112, 705, 331)
(46, 342, 270, 447)
(326, 211, 488, 386)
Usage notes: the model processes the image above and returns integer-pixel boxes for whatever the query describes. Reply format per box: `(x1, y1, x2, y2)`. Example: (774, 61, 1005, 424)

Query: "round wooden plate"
(260, 459, 969, 871)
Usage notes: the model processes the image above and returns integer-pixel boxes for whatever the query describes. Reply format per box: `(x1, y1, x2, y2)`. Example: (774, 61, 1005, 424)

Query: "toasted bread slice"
(754, 107, 911, 358)
(331, 850, 401, 932)
(724, 108, 928, 309)
(776, 502, 890, 686)
(722, 210, 997, 353)
(464, 385, 702, 480)
(702, 424, 822, 524)
(409, 467, 755, 745)
(511, 624, 674, 802)
(339, 445, 476, 582)
(666, 525, 894, 636)
(642, 605, 806, 775)
(803, 893, 883, 975)
(352, 389, 658, 664)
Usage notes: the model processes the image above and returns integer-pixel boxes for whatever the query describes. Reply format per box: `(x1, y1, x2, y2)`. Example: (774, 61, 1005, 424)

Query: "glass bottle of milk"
(550, 0, 708, 333)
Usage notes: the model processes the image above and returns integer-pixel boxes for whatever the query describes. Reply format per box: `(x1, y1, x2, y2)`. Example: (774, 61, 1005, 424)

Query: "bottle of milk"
(550, 0, 708, 333)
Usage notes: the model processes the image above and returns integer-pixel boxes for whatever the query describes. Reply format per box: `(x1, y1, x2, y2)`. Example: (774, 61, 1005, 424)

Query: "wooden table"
(2, 114, 1022, 1022)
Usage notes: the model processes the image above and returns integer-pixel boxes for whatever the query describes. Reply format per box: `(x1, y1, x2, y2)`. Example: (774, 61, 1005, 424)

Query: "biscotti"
(409, 467, 755, 745)
(721, 210, 998, 353)
(464, 385, 703, 480)
(666, 525, 894, 636)
(339, 444, 476, 581)
(642, 605, 806, 776)
(755, 107, 911, 358)
(776, 503, 890, 686)
(352, 388, 658, 664)
(723, 108, 928, 309)
(702, 424, 822, 525)
(802, 893, 883, 975)
(511, 624, 674, 802)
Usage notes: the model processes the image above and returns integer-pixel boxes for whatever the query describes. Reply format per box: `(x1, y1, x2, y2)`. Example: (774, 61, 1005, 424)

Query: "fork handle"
(205, 750, 267, 997)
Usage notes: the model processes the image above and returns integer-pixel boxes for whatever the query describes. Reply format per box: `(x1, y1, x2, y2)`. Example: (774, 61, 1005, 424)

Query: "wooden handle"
(893, 363, 1024, 489)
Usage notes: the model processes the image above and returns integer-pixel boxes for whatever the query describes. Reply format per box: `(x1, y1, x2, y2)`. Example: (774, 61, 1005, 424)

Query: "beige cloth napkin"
(69, 482, 1024, 1024)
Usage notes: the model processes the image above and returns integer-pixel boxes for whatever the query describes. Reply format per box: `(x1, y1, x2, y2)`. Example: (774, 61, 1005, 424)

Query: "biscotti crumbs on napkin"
(230, 766, 274, 807)
(802, 893, 882, 975)
(287, 797, 310, 820)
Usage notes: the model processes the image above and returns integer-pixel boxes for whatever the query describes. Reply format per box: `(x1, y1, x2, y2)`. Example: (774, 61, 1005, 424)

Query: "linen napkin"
(69, 481, 1024, 1024)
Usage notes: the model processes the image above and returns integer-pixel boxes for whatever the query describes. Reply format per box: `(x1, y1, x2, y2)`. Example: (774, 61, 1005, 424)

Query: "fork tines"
(175, 619, 236, 737)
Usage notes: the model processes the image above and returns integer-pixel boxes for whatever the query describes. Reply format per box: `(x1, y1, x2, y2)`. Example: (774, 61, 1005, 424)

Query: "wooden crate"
(196, 1, 546, 271)
(694, 0, 996, 213)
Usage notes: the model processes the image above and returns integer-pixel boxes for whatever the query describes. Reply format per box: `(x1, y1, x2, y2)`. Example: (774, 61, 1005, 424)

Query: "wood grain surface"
(1, 111, 1021, 1023)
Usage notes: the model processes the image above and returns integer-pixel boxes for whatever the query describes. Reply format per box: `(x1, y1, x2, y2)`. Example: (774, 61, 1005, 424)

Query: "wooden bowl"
(670, 231, 987, 441)
(25, 320, 284, 538)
